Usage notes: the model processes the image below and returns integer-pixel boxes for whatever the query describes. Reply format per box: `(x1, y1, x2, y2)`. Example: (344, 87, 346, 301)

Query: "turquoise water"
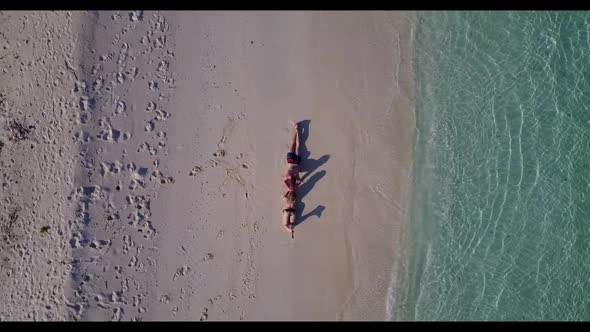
(403, 11, 590, 321)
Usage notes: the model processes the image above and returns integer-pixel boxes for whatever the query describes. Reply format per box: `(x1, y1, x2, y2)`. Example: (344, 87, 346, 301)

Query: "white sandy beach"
(0, 11, 415, 321)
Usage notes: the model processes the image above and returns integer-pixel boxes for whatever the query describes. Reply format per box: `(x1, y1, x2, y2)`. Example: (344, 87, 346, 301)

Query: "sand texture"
(0, 11, 415, 321)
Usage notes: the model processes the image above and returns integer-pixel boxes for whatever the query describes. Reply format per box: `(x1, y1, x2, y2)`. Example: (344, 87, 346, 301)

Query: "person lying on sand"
(283, 190, 297, 233)
(282, 122, 301, 191)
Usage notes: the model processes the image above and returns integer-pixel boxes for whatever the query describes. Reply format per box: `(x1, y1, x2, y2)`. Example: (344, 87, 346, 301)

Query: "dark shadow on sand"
(293, 120, 329, 228)
(295, 204, 326, 227)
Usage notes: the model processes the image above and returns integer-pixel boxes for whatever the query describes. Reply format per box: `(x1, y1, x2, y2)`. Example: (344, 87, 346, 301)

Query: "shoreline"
(385, 12, 417, 321)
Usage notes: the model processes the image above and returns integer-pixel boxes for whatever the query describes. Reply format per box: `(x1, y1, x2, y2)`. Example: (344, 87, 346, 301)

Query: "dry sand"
(0, 11, 415, 321)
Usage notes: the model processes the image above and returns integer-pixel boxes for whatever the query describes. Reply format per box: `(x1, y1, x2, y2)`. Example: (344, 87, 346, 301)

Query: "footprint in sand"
(91, 63, 102, 76)
(96, 118, 121, 143)
(128, 179, 145, 191)
(69, 232, 87, 248)
(200, 307, 209, 321)
(73, 130, 91, 143)
(115, 72, 125, 84)
(150, 169, 174, 184)
(125, 67, 139, 81)
(112, 34, 121, 46)
(117, 43, 130, 66)
(89, 239, 111, 251)
(154, 109, 170, 121)
(113, 100, 126, 116)
(153, 36, 166, 49)
(79, 96, 95, 111)
(100, 160, 124, 177)
(145, 101, 157, 112)
(99, 52, 114, 63)
(144, 120, 154, 132)
(157, 60, 169, 73)
(159, 294, 172, 304)
(92, 78, 104, 92)
(128, 256, 137, 268)
(122, 235, 131, 255)
(188, 165, 202, 177)
(172, 265, 189, 281)
(129, 11, 143, 22)
(74, 80, 87, 94)
(111, 307, 122, 321)
(78, 111, 91, 125)
(97, 127, 121, 143)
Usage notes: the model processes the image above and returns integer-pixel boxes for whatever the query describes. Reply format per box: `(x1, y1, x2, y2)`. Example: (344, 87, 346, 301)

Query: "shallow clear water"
(403, 11, 590, 321)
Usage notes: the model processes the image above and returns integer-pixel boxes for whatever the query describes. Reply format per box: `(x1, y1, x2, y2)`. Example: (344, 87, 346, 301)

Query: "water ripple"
(402, 11, 590, 321)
